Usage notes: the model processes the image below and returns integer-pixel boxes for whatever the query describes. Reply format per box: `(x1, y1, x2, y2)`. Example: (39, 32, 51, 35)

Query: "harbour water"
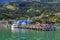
(0, 28, 60, 40)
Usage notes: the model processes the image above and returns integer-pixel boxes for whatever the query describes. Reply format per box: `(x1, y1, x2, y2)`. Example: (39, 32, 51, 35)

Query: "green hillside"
(0, 2, 60, 21)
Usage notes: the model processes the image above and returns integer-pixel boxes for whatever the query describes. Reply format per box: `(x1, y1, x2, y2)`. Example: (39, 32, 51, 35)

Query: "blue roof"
(17, 20, 30, 25)
(12, 21, 17, 24)
(17, 20, 23, 24)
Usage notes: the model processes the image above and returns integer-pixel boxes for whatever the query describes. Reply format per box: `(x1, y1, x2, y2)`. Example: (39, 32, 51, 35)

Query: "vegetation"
(0, 2, 60, 23)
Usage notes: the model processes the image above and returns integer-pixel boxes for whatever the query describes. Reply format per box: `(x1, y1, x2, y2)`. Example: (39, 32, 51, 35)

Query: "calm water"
(0, 28, 60, 40)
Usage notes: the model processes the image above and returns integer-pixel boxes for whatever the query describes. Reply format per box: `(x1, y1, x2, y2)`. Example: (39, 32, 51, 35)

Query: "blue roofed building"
(16, 20, 30, 26)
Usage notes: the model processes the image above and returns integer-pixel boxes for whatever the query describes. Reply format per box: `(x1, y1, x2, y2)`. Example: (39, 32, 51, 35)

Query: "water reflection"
(11, 28, 20, 33)
(11, 28, 58, 40)
(0, 28, 60, 40)
(11, 28, 30, 34)
(43, 31, 56, 40)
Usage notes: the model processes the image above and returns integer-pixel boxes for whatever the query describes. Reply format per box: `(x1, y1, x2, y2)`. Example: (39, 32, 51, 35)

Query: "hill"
(0, 2, 60, 20)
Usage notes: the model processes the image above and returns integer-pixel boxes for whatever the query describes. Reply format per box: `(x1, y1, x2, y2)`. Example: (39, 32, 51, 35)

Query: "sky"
(0, 0, 20, 5)
(0, 0, 60, 5)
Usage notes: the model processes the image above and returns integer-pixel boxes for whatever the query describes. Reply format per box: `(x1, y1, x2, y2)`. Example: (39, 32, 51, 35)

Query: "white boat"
(11, 24, 18, 30)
